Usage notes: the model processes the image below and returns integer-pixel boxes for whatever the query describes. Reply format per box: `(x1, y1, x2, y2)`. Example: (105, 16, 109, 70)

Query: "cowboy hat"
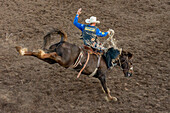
(85, 16, 100, 24)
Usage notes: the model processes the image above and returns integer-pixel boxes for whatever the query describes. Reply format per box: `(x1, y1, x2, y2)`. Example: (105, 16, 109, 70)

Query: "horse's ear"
(121, 50, 133, 59)
(127, 52, 133, 59)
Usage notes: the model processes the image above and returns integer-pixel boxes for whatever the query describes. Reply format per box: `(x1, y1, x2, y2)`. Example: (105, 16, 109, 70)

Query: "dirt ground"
(0, 0, 169, 113)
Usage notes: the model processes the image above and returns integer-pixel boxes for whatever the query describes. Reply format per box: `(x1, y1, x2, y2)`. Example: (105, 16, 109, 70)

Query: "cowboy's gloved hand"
(77, 8, 82, 15)
(108, 29, 115, 36)
(107, 30, 111, 36)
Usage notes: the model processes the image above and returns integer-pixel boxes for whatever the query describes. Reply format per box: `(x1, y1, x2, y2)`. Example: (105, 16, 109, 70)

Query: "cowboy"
(73, 8, 110, 51)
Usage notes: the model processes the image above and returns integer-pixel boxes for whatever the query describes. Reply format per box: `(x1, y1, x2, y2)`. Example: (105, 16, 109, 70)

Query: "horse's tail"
(43, 28, 67, 50)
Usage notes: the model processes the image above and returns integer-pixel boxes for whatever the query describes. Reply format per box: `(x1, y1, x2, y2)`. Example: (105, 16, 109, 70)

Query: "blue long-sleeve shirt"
(73, 14, 108, 37)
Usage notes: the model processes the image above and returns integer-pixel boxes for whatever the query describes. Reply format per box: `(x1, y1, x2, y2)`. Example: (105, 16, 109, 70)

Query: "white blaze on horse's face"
(119, 58, 133, 77)
(123, 60, 133, 77)
(127, 64, 133, 77)
(130, 66, 133, 70)
(130, 66, 133, 73)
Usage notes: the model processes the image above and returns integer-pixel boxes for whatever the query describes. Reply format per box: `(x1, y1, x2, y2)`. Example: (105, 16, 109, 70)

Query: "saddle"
(83, 45, 121, 68)
(83, 45, 103, 56)
(76, 45, 102, 78)
(76, 46, 121, 78)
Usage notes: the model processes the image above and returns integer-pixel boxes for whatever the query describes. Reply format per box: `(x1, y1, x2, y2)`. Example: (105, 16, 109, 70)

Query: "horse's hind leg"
(98, 74, 117, 101)
(15, 46, 60, 60)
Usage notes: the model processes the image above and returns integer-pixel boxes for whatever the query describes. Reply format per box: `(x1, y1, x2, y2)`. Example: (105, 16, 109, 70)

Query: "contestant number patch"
(85, 27, 95, 32)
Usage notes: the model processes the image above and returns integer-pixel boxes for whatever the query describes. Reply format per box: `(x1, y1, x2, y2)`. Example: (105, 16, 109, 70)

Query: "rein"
(110, 54, 128, 70)
(118, 58, 126, 68)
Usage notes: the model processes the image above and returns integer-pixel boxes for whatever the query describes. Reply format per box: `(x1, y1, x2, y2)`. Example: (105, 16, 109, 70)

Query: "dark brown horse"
(16, 29, 133, 101)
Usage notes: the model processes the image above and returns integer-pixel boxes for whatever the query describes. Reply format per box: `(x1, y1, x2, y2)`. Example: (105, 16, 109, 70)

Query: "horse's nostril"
(125, 73, 132, 77)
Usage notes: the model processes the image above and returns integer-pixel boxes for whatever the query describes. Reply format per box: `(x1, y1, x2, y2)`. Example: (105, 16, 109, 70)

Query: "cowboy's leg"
(92, 42, 105, 52)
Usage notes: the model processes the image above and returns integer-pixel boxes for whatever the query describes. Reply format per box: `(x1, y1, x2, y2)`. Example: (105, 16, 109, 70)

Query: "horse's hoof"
(105, 96, 118, 102)
(15, 46, 21, 52)
(112, 97, 118, 101)
(15, 46, 27, 56)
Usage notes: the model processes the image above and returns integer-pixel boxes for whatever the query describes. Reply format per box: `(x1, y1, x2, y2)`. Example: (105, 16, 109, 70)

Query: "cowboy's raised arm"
(73, 8, 84, 31)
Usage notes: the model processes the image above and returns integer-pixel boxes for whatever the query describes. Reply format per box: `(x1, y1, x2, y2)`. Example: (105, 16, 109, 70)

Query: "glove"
(108, 29, 115, 36)
(107, 30, 111, 36)
(77, 8, 82, 15)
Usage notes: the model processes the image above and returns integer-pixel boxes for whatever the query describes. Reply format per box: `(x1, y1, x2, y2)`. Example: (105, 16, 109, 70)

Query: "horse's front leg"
(98, 74, 117, 101)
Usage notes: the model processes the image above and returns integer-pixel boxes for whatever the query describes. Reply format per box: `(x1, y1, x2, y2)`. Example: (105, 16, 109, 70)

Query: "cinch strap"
(77, 52, 90, 78)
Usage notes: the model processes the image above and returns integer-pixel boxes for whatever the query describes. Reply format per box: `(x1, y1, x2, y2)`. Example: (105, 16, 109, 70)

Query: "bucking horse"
(15, 28, 133, 101)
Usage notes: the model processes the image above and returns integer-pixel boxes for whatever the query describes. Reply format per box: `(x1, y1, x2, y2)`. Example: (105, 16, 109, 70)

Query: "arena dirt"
(0, 0, 169, 113)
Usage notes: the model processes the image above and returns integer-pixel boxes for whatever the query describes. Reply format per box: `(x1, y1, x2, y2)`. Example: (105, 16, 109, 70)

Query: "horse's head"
(117, 51, 133, 77)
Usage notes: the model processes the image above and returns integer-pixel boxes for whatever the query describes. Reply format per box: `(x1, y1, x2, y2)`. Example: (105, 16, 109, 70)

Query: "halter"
(118, 57, 133, 72)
